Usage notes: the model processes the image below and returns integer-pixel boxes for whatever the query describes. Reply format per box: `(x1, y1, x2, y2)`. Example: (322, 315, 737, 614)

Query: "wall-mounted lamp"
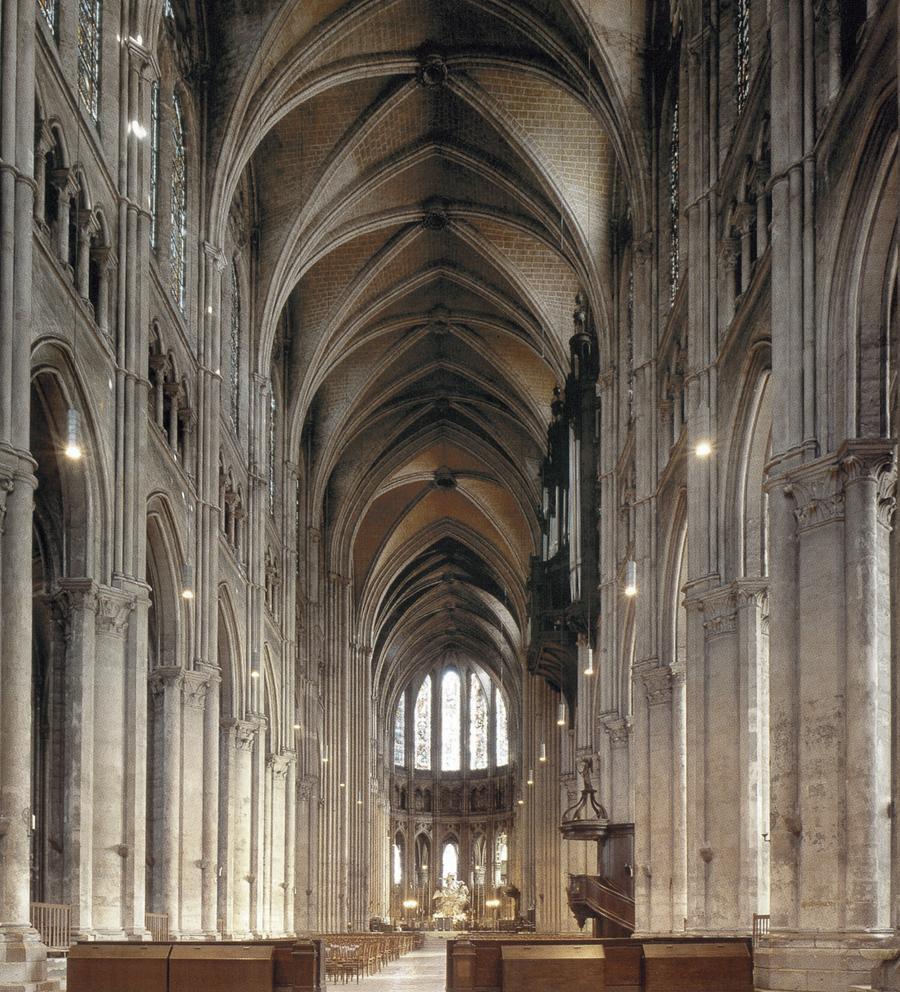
(65, 408, 83, 460)
(181, 564, 194, 599)
(624, 560, 637, 597)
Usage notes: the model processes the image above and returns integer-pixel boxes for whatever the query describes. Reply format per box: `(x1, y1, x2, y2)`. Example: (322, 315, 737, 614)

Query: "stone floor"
(43, 934, 448, 991)
(331, 933, 446, 990)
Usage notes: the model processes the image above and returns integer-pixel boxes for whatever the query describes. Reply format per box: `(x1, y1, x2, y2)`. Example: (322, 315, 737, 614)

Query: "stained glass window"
(469, 673, 488, 770)
(441, 670, 461, 771)
(669, 97, 679, 305)
(230, 262, 240, 431)
(627, 271, 634, 424)
(149, 81, 160, 250)
(78, 0, 101, 122)
(414, 675, 431, 769)
(394, 693, 405, 766)
(39, 0, 56, 34)
(170, 93, 186, 310)
(736, 0, 751, 116)
(495, 686, 508, 766)
(163, 0, 174, 17)
(268, 385, 276, 513)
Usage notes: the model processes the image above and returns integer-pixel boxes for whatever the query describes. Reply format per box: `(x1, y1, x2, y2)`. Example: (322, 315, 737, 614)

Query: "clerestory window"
(78, 0, 101, 122)
(170, 92, 186, 310)
(395, 664, 508, 771)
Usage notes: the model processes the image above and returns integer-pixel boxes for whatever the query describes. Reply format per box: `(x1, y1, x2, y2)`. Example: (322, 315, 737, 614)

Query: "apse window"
(396, 664, 508, 772)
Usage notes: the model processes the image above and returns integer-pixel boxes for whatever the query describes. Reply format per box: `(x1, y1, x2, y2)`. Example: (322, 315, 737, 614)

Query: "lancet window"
(396, 664, 508, 771)
(268, 385, 276, 512)
(78, 0, 101, 121)
(736, 0, 751, 116)
(669, 97, 680, 304)
(230, 262, 240, 431)
(414, 675, 432, 770)
(394, 694, 405, 766)
(170, 93, 187, 310)
(149, 81, 160, 250)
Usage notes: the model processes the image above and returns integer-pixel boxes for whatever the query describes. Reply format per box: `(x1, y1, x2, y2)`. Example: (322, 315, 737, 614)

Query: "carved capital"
(182, 670, 209, 710)
(717, 237, 741, 271)
(51, 579, 100, 631)
(642, 667, 674, 705)
(784, 460, 844, 532)
(839, 440, 898, 528)
(267, 753, 292, 779)
(703, 610, 737, 638)
(49, 167, 78, 198)
(732, 578, 769, 613)
(603, 715, 634, 748)
(149, 665, 185, 697)
(731, 201, 756, 235)
(95, 586, 135, 637)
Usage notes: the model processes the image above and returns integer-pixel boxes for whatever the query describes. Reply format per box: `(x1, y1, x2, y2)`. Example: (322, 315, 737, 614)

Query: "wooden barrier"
(446, 935, 753, 992)
(67, 939, 325, 992)
(30, 902, 71, 952)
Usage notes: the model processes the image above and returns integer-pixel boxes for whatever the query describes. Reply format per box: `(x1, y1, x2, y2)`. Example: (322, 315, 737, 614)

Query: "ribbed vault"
(202, 0, 641, 723)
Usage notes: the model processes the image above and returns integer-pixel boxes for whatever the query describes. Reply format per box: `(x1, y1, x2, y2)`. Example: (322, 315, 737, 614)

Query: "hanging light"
(527, 769, 533, 786)
(584, 645, 594, 676)
(250, 661, 261, 713)
(181, 563, 194, 599)
(557, 703, 566, 727)
(322, 743, 329, 763)
(293, 708, 301, 731)
(624, 560, 637, 597)
(357, 790, 363, 805)
(65, 407, 83, 459)
(539, 742, 546, 762)
(517, 792, 524, 806)
(696, 441, 712, 457)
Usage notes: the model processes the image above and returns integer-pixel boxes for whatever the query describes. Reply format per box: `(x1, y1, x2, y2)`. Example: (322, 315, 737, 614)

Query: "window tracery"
(441, 670, 461, 771)
(230, 262, 240, 432)
(669, 97, 680, 304)
(78, 0, 101, 121)
(414, 675, 431, 770)
(469, 673, 488, 770)
(736, 0, 751, 116)
(396, 664, 508, 771)
(170, 93, 186, 310)
(268, 385, 276, 513)
(394, 693, 405, 766)
(150, 80, 160, 250)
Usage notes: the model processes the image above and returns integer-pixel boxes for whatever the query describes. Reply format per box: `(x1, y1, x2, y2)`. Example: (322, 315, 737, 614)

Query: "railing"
(752, 913, 770, 947)
(566, 874, 636, 932)
(30, 902, 71, 952)
(145, 913, 169, 941)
